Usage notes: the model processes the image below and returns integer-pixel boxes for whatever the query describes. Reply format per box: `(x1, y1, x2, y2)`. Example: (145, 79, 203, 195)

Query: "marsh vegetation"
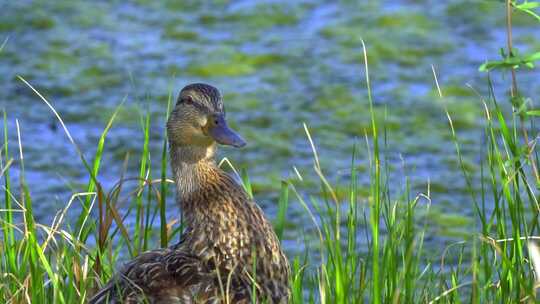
(1, 0, 539, 303)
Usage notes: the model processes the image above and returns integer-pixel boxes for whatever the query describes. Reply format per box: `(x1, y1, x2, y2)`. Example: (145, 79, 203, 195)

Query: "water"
(0, 0, 539, 256)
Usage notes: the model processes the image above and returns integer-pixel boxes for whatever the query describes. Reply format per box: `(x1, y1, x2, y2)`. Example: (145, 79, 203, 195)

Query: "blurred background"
(0, 0, 539, 256)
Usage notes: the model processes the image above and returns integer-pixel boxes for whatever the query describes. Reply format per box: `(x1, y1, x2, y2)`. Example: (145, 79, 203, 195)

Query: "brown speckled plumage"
(89, 83, 290, 304)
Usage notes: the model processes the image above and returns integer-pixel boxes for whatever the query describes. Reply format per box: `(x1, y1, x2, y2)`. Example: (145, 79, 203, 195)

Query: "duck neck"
(170, 143, 217, 203)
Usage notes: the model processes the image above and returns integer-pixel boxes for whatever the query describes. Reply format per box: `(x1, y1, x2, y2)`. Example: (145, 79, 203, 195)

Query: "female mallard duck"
(89, 83, 290, 303)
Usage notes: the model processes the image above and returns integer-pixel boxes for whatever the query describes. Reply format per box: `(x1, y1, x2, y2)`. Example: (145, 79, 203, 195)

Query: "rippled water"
(1, 0, 539, 254)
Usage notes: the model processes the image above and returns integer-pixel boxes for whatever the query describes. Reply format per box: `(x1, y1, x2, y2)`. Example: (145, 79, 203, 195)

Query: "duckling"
(89, 83, 290, 304)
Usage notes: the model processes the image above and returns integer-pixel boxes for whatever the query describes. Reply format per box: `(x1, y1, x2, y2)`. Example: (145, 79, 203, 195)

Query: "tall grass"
(1, 1, 539, 303)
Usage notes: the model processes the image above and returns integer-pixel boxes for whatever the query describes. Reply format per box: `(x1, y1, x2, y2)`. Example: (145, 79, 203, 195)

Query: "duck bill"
(208, 115, 246, 148)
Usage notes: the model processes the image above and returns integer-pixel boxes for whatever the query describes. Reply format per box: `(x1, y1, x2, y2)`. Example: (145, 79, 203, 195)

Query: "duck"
(88, 83, 290, 304)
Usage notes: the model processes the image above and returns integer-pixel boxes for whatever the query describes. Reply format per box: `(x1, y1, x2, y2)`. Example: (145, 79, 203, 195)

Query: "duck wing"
(88, 248, 216, 303)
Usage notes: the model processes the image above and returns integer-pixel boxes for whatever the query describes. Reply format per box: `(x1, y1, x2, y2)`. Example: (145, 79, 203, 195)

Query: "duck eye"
(183, 96, 194, 104)
(177, 95, 194, 105)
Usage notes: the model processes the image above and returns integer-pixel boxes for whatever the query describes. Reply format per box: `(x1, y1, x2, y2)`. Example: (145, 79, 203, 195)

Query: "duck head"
(167, 83, 246, 150)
